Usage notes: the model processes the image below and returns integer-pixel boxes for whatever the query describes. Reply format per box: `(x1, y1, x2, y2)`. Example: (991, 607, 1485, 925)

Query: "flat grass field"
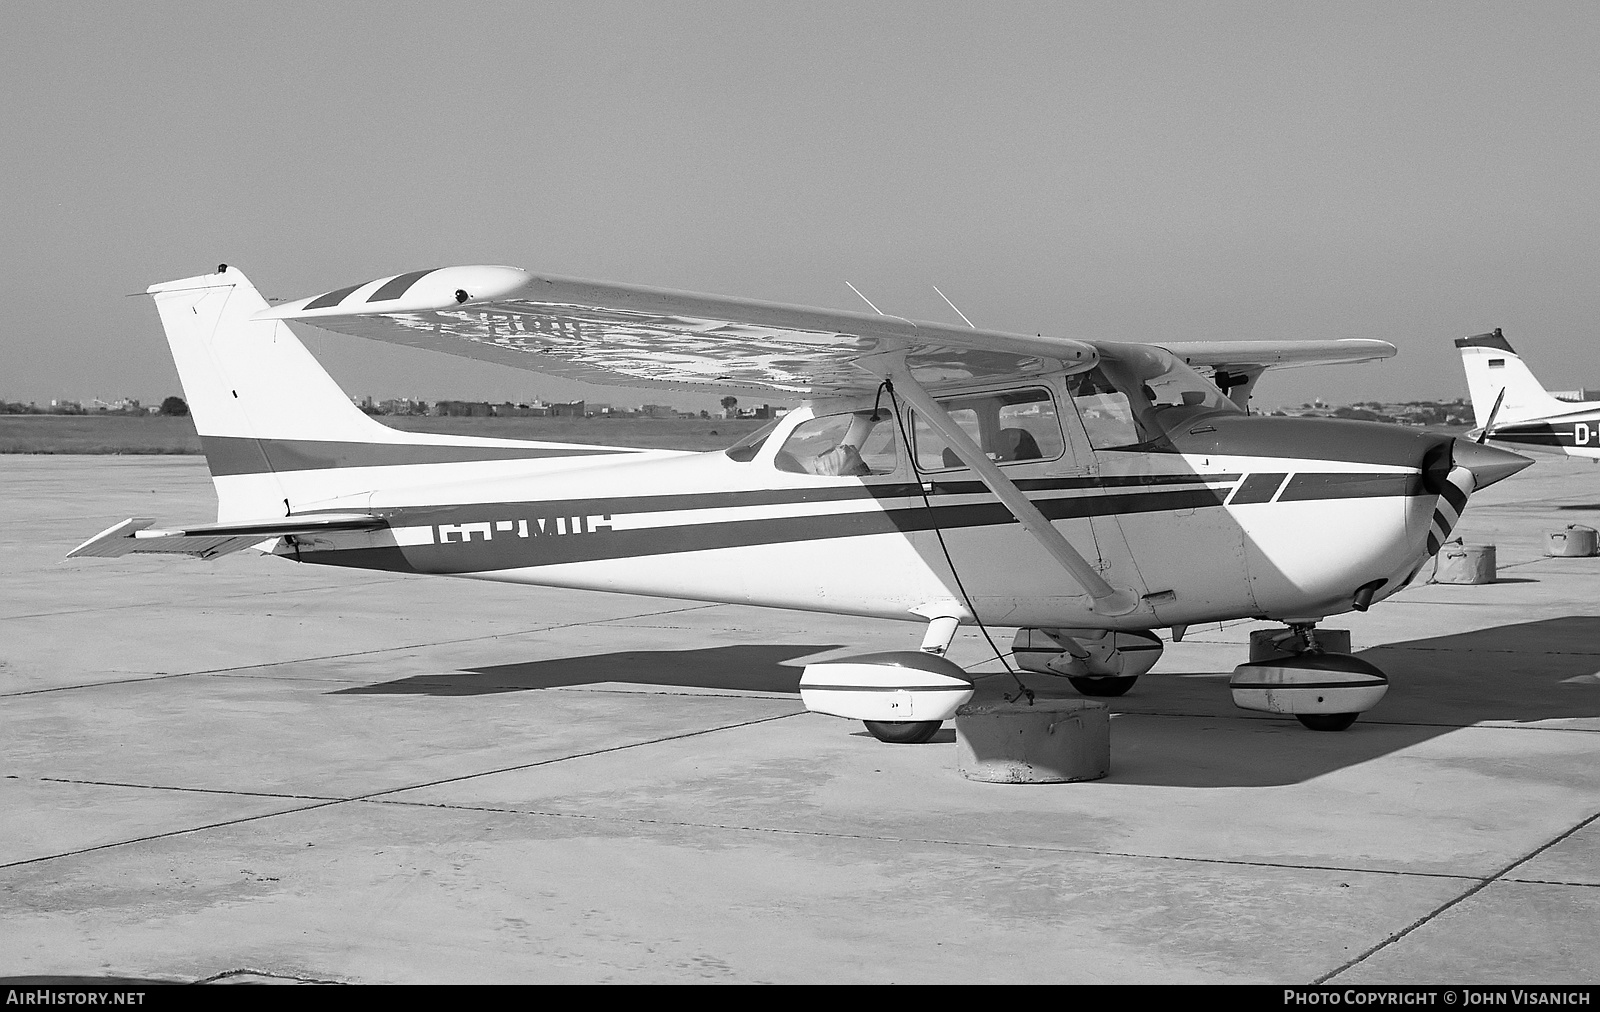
(0, 414, 772, 455)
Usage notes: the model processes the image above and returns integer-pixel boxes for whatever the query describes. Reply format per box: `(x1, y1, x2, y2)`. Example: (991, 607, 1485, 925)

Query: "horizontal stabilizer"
(67, 514, 384, 560)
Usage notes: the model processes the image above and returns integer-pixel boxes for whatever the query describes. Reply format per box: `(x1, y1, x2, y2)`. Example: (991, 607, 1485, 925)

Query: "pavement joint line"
(353, 794, 1490, 883)
(1369, 645, 1600, 656)
(0, 797, 350, 872)
(2, 576, 423, 621)
(34, 776, 342, 803)
(1101, 710, 1600, 732)
(0, 711, 806, 872)
(1500, 876, 1600, 888)
(0, 603, 727, 698)
(1315, 804, 1600, 985)
(15, 772, 1499, 888)
(349, 710, 806, 804)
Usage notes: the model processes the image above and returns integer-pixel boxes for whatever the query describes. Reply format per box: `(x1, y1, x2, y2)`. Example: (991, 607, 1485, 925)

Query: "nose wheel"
(1066, 675, 1140, 698)
(863, 720, 943, 744)
(1295, 712, 1360, 732)
(1230, 623, 1390, 731)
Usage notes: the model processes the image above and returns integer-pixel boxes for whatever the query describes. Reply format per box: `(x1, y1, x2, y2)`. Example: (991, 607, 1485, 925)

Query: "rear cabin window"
(773, 411, 897, 476)
(912, 387, 1065, 471)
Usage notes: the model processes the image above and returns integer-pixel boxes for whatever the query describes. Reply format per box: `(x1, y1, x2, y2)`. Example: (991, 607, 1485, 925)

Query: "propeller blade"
(1477, 387, 1507, 443)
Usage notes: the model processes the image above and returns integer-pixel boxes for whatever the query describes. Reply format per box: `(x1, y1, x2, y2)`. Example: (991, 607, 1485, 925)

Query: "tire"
(1067, 675, 1139, 698)
(1297, 712, 1359, 732)
(862, 720, 942, 744)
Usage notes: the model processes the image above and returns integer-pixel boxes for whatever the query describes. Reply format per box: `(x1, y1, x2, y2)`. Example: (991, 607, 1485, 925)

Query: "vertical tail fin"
(1454, 329, 1566, 428)
(150, 266, 643, 522)
(151, 266, 403, 520)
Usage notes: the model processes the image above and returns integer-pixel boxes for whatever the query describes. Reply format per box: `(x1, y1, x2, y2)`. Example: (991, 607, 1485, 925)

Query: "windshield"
(723, 419, 779, 462)
(773, 410, 897, 476)
(1067, 346, 1240, 449)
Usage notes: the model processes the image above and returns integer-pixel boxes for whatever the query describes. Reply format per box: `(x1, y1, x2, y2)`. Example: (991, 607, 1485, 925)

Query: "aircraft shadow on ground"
(1109, 615, 1600, 788)
(334, 643, 840, 696)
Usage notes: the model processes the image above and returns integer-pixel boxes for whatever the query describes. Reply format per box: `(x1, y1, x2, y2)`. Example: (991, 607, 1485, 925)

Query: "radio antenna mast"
(933, 285, 975, 328)
(844, 281, 884, 316)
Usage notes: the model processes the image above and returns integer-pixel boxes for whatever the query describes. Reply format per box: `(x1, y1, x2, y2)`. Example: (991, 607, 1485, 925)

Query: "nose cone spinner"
(1452, 439, 1533, 491)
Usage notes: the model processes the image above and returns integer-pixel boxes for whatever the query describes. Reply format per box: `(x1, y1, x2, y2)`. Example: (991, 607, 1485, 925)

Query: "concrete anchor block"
(954, 698, 1110, 784)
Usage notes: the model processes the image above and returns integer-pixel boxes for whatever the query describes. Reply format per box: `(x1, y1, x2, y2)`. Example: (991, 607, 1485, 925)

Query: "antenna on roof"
(844, 281, 884, 316)
(933, 285, 975, 328)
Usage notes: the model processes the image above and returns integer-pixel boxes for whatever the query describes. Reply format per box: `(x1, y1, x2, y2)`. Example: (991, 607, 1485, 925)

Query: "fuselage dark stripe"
(801, 684, 968, 693)
(1278, 473, 1422, 501)
(1228, 472, 1288, 505)
(287, 467, 1391, 522)
(300, 476, 1422, 576)
(1490, 421, 1599, 448)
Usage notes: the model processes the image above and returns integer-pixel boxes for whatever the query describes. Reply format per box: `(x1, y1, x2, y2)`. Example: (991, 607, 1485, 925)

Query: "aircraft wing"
(252, 266, 1098, 396)
(1158, 339, 1396, 372)
(1153, 339, 1396, 406)
(67, 514, 385, 560)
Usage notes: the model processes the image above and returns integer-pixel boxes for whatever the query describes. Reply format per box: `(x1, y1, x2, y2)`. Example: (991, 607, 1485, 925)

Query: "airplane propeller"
(1476, 387, 1506, 444)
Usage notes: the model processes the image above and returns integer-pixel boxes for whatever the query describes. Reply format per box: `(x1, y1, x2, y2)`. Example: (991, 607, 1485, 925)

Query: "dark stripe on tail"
(200, 435, 633, 476)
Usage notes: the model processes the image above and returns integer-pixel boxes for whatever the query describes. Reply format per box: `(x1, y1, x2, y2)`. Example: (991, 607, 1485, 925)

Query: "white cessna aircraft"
(1457, 328, 1600, 459)
(72, 265, 1530, 740)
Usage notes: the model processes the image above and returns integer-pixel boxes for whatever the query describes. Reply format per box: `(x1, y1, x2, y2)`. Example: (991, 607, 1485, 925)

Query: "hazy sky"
(5, 2, 1599, 410)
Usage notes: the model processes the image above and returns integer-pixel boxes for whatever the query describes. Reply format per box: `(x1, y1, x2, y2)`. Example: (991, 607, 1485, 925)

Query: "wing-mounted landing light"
(254, 266, 530, 321)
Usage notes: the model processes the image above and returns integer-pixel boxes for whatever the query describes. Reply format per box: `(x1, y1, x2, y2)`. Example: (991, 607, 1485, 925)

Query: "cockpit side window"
(772, 410, 897, 476)
(912, 387, 1064, 471)
(1066, 370, 1139, 450)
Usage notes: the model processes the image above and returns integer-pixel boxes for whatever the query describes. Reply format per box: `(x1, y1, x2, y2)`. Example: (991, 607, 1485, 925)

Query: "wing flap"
(68, 514, 385, 560)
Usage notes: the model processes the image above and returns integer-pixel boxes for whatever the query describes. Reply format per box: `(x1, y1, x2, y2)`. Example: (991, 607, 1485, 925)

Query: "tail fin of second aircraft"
(149, 265, 641, 521)
(1454, 329, 1569, 429)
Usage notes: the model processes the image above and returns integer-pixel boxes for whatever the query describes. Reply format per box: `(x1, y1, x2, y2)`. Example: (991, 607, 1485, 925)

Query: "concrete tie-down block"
(954, 698, 1109, 784)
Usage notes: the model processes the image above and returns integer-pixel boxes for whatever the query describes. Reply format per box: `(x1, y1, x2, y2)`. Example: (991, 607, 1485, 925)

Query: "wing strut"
(886, 367, 1138, 616)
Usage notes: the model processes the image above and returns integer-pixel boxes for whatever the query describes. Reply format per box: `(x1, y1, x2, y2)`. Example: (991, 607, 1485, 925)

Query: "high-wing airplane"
(1457, 328, 1600, 459)
(70, 265, 1530, 741)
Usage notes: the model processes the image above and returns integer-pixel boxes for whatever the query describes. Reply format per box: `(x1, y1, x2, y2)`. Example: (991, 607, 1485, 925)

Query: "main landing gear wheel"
(862, 720, 942, 744)
(1066, 675, 1139, 698)
(1296, 712, 1360, 732)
